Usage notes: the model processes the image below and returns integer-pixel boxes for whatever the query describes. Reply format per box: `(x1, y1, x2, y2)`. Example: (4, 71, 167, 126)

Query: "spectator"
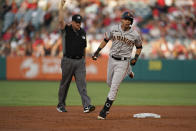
(173, 40, 188, 60)
(188, 39, 196, 59)
(32, 32, 45, 57)
(0, 0, 195, 59)
(25, 21, 35, 38)
(43, 11, 53, 28)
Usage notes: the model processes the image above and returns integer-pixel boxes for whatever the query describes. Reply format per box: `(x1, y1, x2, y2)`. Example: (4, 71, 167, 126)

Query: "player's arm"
(92, 39, 109, 60)
(131, 45, 142, 66)
(59, 0, 66, 30)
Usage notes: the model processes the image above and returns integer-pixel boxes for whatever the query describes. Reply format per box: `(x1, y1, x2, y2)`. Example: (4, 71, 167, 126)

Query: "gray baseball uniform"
(105, 24, 142, 100)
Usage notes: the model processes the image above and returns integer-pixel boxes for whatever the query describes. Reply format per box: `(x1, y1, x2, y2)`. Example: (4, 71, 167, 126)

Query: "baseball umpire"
(57, 0, 95, 113)
(92, 11, 143, 119)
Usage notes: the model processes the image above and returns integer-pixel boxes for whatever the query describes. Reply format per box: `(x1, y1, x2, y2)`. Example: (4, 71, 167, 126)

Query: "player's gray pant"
(58, 57, 91, 108)
(107, 56, 130, 100)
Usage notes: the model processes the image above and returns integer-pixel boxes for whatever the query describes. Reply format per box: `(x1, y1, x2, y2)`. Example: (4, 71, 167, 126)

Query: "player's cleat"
(84, 105, 95, 113)
(129, 71, 134, 79)
(97, 110, 107, 120)
(97, 115, 105, 120)
(56, 106, 67, 112)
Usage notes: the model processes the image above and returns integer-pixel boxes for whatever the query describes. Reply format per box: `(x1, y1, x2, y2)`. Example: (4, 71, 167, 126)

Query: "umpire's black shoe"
(84, 105, 95, 113)
(97, 109, 107, 120)
(56, 106, 67, 112)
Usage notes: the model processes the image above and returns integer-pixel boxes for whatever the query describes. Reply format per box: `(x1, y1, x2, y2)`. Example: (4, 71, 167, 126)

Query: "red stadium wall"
(6, 56, 108, 81)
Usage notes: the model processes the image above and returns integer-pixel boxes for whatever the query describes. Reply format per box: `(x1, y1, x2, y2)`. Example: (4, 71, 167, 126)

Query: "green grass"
(0, 80, 196, 106)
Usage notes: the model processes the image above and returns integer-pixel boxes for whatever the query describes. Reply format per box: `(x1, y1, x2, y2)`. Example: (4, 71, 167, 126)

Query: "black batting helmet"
(121, 11, 134, 24)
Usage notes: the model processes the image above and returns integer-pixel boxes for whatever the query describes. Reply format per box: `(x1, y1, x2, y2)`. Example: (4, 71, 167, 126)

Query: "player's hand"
(92, 53, 98, 61)
(130, 58, 137, 66)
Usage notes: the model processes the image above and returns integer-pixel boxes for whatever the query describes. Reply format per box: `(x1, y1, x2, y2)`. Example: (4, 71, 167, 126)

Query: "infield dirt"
(0, 106, 196, 131)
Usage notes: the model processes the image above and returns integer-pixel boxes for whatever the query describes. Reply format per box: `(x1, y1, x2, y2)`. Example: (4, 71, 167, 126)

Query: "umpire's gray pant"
(58, 57, 91, 108)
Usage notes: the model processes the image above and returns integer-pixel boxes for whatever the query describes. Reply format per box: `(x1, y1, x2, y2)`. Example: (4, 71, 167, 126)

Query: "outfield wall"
(1, 56, 196, 82)
(0, 57, 6, 80)
(124, 60, 196, 82)
(5, 56, 107, 81)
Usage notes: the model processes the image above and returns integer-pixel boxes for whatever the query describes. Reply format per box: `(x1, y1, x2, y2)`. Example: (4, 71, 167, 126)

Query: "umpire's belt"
(64, 55, 83, 59)
(112, 55, 128, 61)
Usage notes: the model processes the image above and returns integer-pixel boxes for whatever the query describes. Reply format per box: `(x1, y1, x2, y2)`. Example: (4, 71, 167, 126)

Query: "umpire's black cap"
(121, 11, 134, 23)
(72, 14, 83, 23)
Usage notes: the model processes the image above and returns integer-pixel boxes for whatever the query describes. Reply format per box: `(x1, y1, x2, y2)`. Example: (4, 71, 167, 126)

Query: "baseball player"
(92, 11, 143, 120)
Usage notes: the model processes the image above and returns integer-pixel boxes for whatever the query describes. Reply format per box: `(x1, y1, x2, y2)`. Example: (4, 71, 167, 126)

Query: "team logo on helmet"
(127, 12, 131, 17)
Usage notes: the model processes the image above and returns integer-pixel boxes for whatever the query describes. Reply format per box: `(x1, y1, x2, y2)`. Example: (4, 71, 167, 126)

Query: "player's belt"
(112, 55, 128, 61)
(65, 55, 83, 59)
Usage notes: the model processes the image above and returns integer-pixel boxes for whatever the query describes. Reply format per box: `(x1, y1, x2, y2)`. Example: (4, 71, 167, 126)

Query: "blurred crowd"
(0, 0, 196, 60)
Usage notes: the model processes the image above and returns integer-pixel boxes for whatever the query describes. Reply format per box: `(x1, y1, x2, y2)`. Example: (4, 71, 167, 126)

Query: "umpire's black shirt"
(62, 25, 86, 58)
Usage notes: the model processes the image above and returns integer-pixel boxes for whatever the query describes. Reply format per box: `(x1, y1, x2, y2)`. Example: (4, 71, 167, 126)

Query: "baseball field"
(0, 80, 196, 131)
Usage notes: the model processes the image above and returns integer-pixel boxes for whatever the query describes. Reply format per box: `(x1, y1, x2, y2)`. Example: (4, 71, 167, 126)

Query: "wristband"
(134, 54, 139, 60)
(104, 38, 109, 43)
(136, 45, 143, 49)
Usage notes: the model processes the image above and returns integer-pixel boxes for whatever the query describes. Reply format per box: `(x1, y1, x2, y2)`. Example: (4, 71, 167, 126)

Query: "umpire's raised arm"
(59, 0, 66, 30)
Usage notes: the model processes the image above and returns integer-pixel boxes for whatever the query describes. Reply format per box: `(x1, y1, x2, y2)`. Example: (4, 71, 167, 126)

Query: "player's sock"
(104, 98, 113, 110)
(102, 97, 113, 113)
(99, 98, 113, 119)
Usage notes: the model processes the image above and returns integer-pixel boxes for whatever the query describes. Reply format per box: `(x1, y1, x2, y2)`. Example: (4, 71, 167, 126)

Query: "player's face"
(121, 19, 132, 29)
(72, 21, 81, 30)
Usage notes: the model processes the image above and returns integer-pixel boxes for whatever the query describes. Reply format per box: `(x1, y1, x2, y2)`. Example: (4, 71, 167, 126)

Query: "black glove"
(92, 52, 99, 60)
